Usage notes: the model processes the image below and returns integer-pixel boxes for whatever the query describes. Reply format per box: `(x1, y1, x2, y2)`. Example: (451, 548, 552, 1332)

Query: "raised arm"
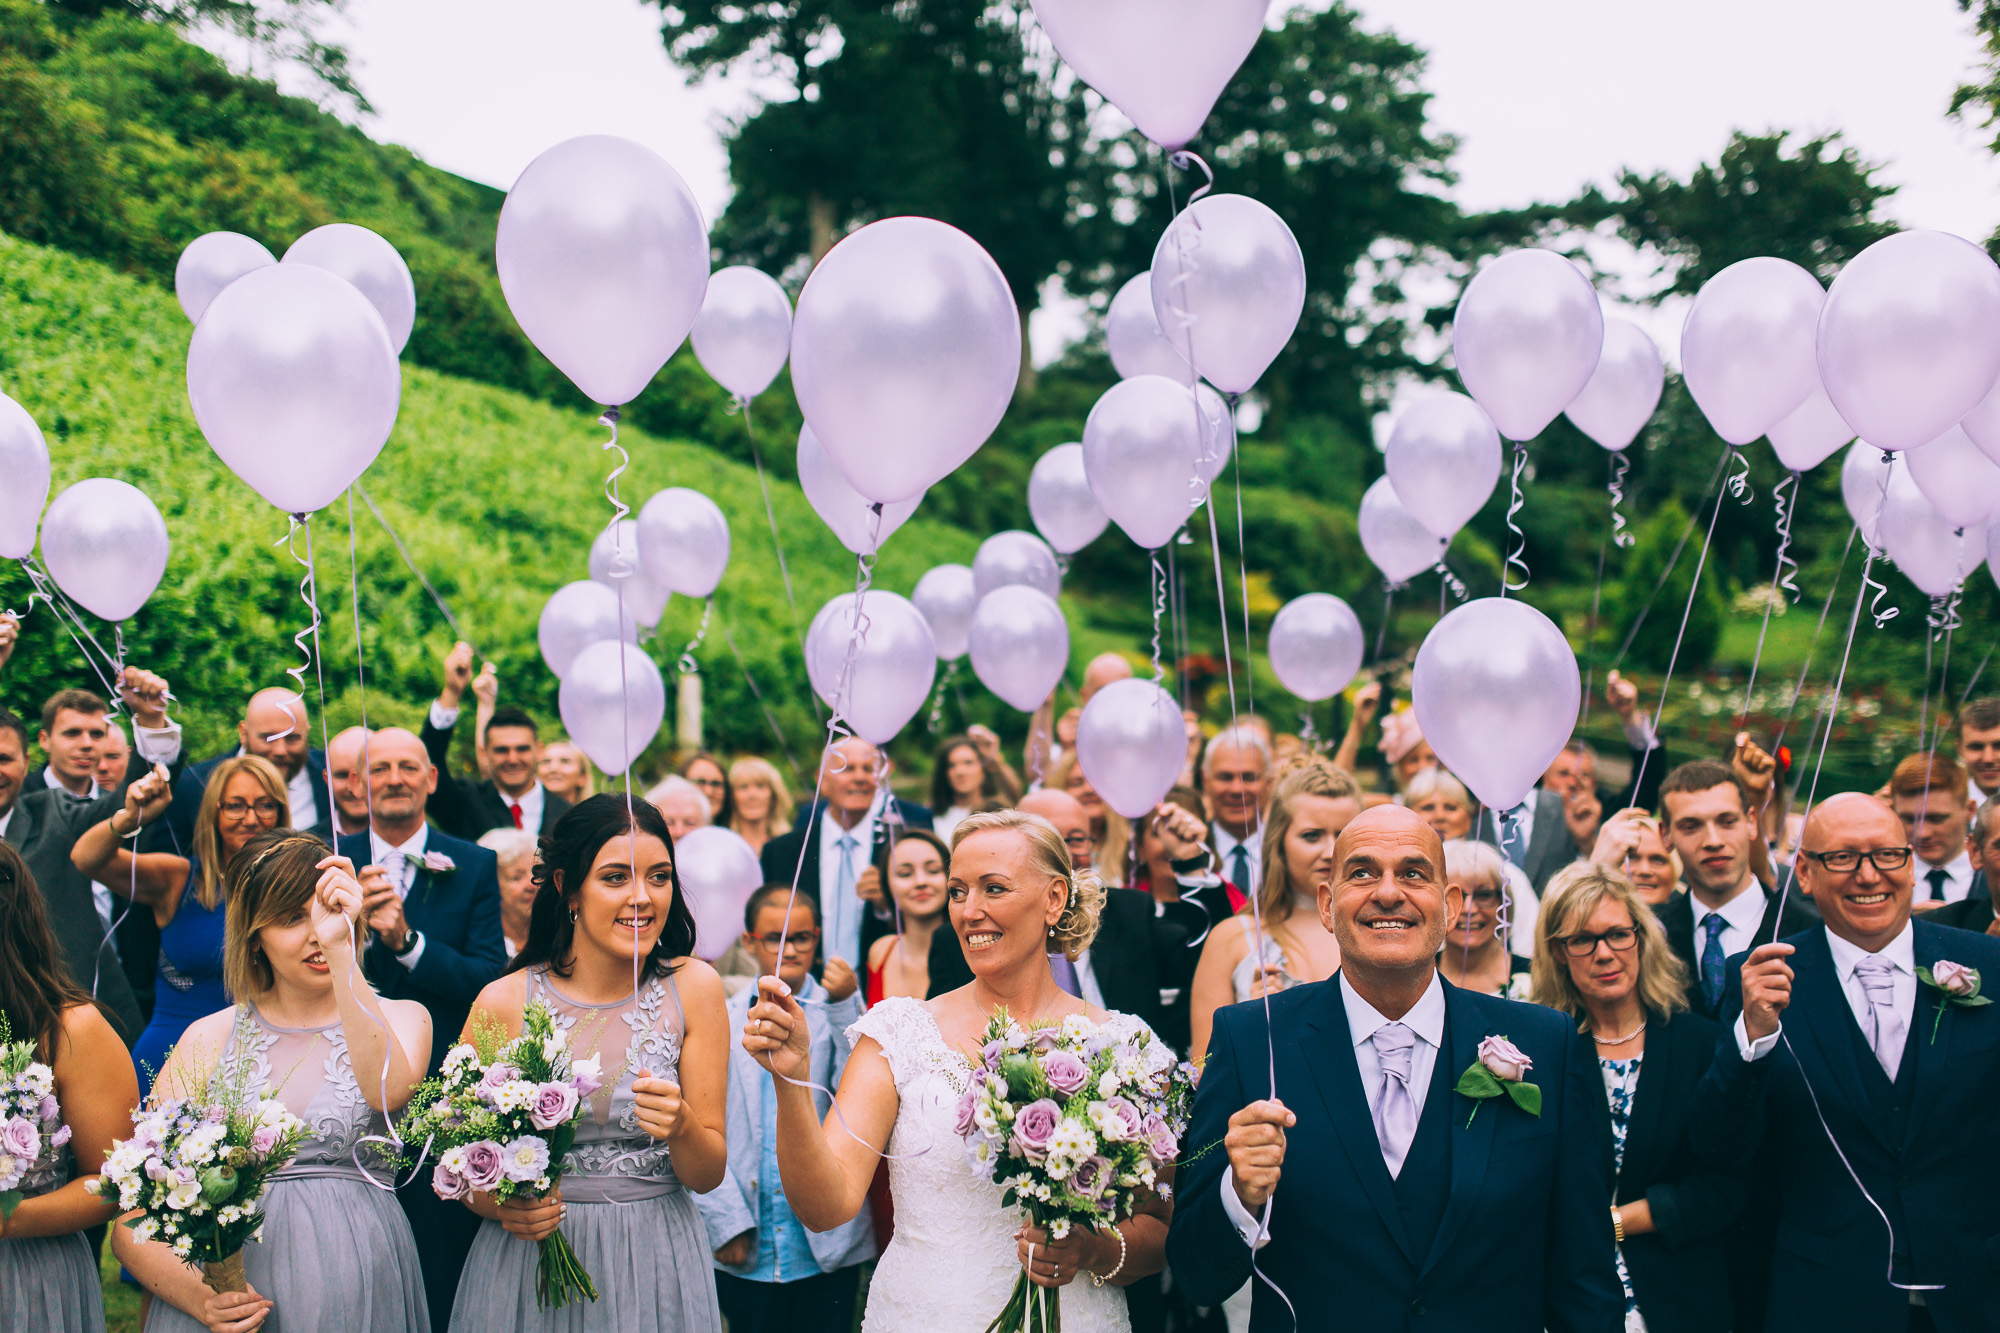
(70, 767, 189, 907)
(313, 856, 430, 1112)
(1331, 679, 1382, 778)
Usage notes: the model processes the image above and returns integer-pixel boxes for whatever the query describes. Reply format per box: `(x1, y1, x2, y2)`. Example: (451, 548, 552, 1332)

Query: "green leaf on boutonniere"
(1503, 1080, 1542, 1117)
(1453, 1065, 1502, 1100)
(1916, 964, 1991, 1043)
(1453, 1060, 1541, 1125)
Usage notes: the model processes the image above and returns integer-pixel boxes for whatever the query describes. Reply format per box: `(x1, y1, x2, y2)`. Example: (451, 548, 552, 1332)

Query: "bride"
(744, 809, 1170, 1333)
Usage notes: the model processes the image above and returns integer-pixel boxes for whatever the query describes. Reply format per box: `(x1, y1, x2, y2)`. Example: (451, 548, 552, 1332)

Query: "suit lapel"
(1420, 981, 1495, 1278)
(1303, 977, 1417, 1265)
(1786, 928, 1894, 1153)
(2, 799, 33, 850)
(1620, 1011, 1672, 1195)
(1903, 922, 1954, 1150)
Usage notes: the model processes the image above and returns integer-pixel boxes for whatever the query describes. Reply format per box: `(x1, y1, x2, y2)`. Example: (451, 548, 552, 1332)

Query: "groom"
(1168, 805, 1622, 1331)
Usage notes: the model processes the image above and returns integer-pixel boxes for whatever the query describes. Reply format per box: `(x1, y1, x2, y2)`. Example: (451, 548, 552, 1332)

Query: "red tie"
(510, 802, 524, 830)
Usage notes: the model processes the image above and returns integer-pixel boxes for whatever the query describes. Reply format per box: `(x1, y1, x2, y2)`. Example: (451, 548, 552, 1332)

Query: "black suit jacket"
(1504, 788, 1576, 894)
(1654, 887, 1821, 1021)
(162, 748, 332, 851)
(1926, 892, 1994, 935)
(336, 828, 505, 1076)
(1169, 975, 1623, 1332)
(1607, 1008, 1744, 1333)
(1601, 736, 1669, 815)
(1691, 921, 2000, 1333)
(416, 714, 571, 841)
(758, 798, 933, 964)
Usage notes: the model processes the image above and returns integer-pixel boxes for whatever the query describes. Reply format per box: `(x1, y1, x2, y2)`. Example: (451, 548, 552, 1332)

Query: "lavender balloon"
(973, 530, 1062, 603)
(589, 519, 671, 630)
(1563, 317, 1664, 451)
(1029, 0, 1268, 150)
(538, 580, 633, 680)
(1383, 394, 1502, 541)
(186, 263, 402, 514)
(1267, 593, 1365, 702)
(1105, 273, 1193, 384)
(1413, 597, 1580, 812)
(0, 393, 50, 559)
(39, 479, 170, 622)
(1152, 194, 1305, 395)
(1960, 378, 2000, 467)
(791, 217, 1020, 505)
(174, 231, 275, 325)
(1880, 463, 1986, 597)
(496, 135, 710, 406)
(1359, 476, 1447, 585)
(1766, 382, 1854, 473)
(283, 223, 418, 354)
(911, 564, 977, 661)
(636, 487, 730, 598)
(1028, 443, 1110, 555)
(1905, 426, 2000, 529)
(1817, 230, 2000, 453)
(559, 639, 665, 777)
(1075, 678, 1187, 820)
(675, 826, 765, 960)
(968, 585, 1069, 712)
(1679, 257, 1824, 445)
(798, 424, 924, 555)
(805, 590, 938, 744)
(690, 266, 792, 401)
(1451, 250, 1603, 441)
(1840, 441, 1896, 550)
(1083, 376, 1206, 550)
(1194, 384, 1237, 486)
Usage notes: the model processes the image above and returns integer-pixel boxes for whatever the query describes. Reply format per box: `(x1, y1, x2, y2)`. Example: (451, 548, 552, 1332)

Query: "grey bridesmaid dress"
(0, 1133, 106, 1332)
(145, 1005, 430, 1332)
(447, 966, 721, 1332)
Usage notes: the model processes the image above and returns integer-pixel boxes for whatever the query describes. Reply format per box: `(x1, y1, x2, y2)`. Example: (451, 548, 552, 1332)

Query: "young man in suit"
(336, 725, 506, 1332)
(1170, 804, 1622, 1332)
(420, 641, 571, 840)
(27, 688, 111, 799)
(1956, 698, 2000, 804)
(1695, 792, 2000, 1333)
(1888, 754, 1979, 908)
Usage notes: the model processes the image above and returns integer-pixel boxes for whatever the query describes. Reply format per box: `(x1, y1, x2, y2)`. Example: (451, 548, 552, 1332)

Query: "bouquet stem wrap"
(201, 1250, 248, 1295)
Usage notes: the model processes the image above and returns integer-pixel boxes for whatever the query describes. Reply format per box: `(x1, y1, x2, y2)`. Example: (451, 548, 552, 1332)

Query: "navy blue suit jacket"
(1168, 974, 1622, 1333)
(1690, 920, 2000, 1333)
(336, 828, 505, 1076)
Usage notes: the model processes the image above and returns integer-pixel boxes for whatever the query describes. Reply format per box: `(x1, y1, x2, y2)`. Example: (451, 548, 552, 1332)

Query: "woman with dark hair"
(448, 794, 729, 1332)
(117, 830, 431, 1333)
(928, 731, 1019, 843)
(679, 752, 732, 828)
(864, 829, 950, 1004)
(71, 757, 286, 1093)
(0, 843, 140, 1332)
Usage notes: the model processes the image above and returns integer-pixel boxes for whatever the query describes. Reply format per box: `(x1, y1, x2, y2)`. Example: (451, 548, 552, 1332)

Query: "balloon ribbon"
(1736, 469, 1802, 732)
(1500, 441, 1529, 595)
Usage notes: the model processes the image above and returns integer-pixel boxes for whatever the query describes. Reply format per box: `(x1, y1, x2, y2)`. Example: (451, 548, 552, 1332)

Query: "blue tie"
(1229, 843, 1251, 892)
(1500, 805, 1529, 869)
(1699, 912, 1729, 1011)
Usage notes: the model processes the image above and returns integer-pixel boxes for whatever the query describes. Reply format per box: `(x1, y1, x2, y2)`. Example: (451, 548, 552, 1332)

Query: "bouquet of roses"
(401, 999, 604, 1310)
(957, 1011, 1198, 1333)
(0, 1016, 72, 1221)
(87, 1043, 311, 1294)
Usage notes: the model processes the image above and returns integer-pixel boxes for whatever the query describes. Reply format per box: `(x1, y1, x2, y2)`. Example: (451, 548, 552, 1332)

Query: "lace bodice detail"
(525, 967, 685, 1193)
(216, 1005, 388, 1173)
(846, 997, 1135, 1333)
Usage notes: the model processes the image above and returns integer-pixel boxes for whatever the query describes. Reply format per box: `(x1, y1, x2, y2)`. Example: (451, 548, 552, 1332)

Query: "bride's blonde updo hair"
(949, 808, 1106, 960)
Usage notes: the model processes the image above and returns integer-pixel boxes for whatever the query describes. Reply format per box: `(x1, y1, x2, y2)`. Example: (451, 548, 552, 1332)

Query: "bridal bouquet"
(0, 1017, 72, 1220)
(958, 1011, 1197, 1333)
(88, 1050, 310, 1293)
(403, 1000, 604, 1310)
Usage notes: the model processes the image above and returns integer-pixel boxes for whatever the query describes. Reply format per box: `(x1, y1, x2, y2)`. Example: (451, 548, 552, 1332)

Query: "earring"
(568, 909, 578, 923)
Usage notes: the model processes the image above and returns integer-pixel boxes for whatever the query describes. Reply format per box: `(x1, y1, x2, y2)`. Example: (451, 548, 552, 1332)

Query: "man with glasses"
(1693, 792, 2000, 1333)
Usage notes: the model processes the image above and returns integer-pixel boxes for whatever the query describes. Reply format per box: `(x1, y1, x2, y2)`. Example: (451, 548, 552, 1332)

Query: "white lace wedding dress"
(849, 997, 1141, 1333)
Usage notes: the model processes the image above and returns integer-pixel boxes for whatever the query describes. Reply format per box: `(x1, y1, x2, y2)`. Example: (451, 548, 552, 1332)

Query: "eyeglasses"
(220, 799, 284, 819)
(753, 930, 821, 951)
(1464, 887, 1503, 907)
(1799, 846, 1913, 874)
(1561, 927, 1639, 957)
(1064, 833, 1095, 853)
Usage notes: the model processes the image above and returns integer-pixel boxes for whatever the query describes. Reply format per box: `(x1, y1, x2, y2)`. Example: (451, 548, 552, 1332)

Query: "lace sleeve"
(847, 997, 948, 1090)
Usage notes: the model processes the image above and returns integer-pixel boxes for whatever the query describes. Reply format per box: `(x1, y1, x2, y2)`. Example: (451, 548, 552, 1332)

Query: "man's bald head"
(1334, 803, 1446, 878)
(1019, 789, 1092, 871)
(241, 688, 310, 779)
(1797, 791, 1915, 952)
(1325, 803, 1456, 992)
(1081, 653, 1134, 704)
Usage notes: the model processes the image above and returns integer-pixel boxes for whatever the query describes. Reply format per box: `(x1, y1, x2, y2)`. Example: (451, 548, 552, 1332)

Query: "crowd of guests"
(0, 626, 1995, 1332)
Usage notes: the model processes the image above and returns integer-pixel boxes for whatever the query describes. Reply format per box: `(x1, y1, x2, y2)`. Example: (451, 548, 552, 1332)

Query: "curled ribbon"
(1726, 446, 1753, 505)
(1608, 453, 1635, 550)
(1150, 552, 1169, 685)
(677, 596, 713, 676)
(1501, 442, 1530, 594)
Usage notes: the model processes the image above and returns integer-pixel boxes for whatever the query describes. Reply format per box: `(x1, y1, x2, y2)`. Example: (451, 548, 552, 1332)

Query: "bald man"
(324, 725, 373, 838)
(1170, 804, 1621, 1332)
(1692, 793, 2000, 1333)
(1080, 652, 1134, 703)
(164, 687, 332, 848)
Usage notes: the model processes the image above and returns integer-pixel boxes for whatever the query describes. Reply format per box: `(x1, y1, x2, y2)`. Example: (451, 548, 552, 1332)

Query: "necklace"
(1592, 1020, 1647, 1045)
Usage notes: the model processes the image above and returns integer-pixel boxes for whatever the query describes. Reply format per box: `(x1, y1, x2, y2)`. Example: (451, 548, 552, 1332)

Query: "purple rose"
(1096, 1096, 1143, 1142)
(1028, 1027, 1063, 1052)
(1041, 1049, 1090, 1097)
(1, 1115, 39, 1159)
(1141, 1113, 1178, 1164)
(50, 1124, 71, 1150)
(953, 1085, 981, 1138)
(1477, 1036, 1532, 1083)
(432, 1161, 470, 1201)
(37, 1095, 57, 1123)
(529, 1082, 579, 1132)
(460, 1140, 506, 1193)
(1009, 1098, 1062, 1163)
(982, 1040, 1004, 1070)
(1067, 1154, 1112, 1199)
(1932, 960, 1980, 997)
(477, 1063, 520, 1102)
(249, 1126, 278, 1156)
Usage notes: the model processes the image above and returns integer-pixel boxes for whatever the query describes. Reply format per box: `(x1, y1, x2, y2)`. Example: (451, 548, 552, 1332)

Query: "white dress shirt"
(1220, 971, 1448, 1247)
(1918, 850, 1975, 905)
(818, 805, 876, 967)
(1214, 825, 1262, 894)
(1500, 796, 1537, 866)
(1736, 922, 1917, 1069)
(499, 781, 546, 833)
(368, 824, 432, 970)
(41, 764, 100, 800)
(1693, 877, 1770, 969)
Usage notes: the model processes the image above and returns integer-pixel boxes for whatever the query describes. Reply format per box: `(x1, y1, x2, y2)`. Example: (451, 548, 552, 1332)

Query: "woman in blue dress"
(71, 755, 285, 1093)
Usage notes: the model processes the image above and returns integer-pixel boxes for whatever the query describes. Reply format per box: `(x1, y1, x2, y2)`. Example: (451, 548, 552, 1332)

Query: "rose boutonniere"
(1917, 961, 1990, 1043)
(1454, 1035, 1542, 1127)
(421, 850, 457, 876)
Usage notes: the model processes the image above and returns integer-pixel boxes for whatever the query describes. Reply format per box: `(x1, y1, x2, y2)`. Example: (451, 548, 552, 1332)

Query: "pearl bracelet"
(1091, 1226, 1127, 1287)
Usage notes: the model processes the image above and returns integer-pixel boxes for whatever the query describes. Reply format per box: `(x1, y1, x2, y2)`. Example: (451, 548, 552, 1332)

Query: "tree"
(45, 0, 368, 111)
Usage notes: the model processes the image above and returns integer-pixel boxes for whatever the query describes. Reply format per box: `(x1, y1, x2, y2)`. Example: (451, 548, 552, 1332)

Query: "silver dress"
(0, 1130, 104, 1332)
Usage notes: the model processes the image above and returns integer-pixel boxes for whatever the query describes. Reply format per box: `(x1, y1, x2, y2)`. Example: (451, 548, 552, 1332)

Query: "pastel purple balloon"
(1384, 393, 1502, 541)
(791, 217, 1020, 505)
(973, 530, 1061, 603)
(589, 519, 670, 629)
(1959, 378, 2000, 467)
(911, 564, 976, 662)
(1105, 273, 1193, 384)
(1817, 230, 2000, 454)
(1879, 462, 1986, 597)
(690, 265, 792, 401)
(1152, 194, 1305, 395)
(1029, 0, 1269, 150)
(1075, 678, 1188, 820)
(968, 585, 1069, 712)
(1563, 317, 1664, 451)
(39, 479, 169, 622)
(1905, 426, 2000, 529)
(0, 393, 50, 560)
(283, 223, 418, 354)
(1193, 384, 1236, 485)
(1083, 376, 1206, 550)
(1359, 476, 1446, 585)
(1413, 597, 1580, 812)
(496, 135, 710, 407)
(798, 425, 923, 556)
(1267, 594, 1365, 703)
(559, 639, 665, 777)
(538, 580, 634, 680)
(636, 487, 730, 598)
(174, 231, 275, 325)
(1840, 441, 1895, 550)
(674, 826, 765, 960)
(1679, 257, 1823, 446)
(1451, 250, 1603, 441)
(805, 591, 938, 744)
(1765, 382, 1854, 473)
(1028, 443, 1110, 556)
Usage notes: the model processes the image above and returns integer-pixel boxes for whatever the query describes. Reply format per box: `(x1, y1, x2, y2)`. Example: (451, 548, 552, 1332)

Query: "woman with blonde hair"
(1047, 750, 1129, 885)
(71, 755, 287, 1094)
(538, 740, 596, 806)
(747, 809, 1169, 1332)
(1187, 762, 1361, 1062)
(727, 756, 795, 858)
(1531, 862, 1741, 1333)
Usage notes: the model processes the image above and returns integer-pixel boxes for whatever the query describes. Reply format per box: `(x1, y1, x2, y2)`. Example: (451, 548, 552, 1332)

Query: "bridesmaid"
(0, 843, 141, 1333)
(71, 757, 286, 1093)
(116, 832, 433, 1333)
(449, 794, 728, 1331)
